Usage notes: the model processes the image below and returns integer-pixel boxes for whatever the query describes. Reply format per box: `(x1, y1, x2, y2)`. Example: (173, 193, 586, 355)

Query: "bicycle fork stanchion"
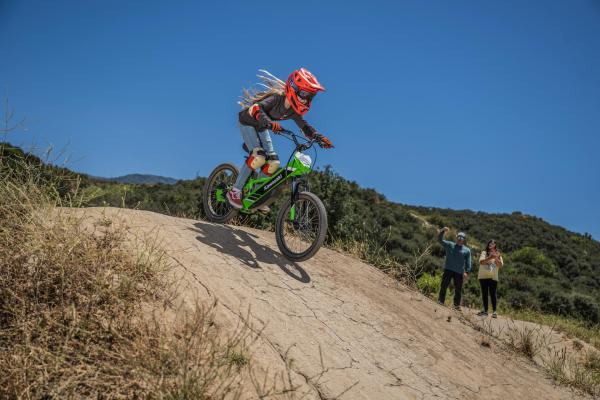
(289, 179, 299, 221)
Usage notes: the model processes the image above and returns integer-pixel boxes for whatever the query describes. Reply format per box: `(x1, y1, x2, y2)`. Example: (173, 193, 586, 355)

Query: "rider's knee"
(246, 147, 266, 170)
(261, 153, 280, 176)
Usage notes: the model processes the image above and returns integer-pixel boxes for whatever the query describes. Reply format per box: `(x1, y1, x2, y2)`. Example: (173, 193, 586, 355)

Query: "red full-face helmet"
(285, 68, 325, 115)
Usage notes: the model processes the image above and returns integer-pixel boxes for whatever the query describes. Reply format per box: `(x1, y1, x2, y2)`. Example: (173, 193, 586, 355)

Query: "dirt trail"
(78, 208, 584, 400)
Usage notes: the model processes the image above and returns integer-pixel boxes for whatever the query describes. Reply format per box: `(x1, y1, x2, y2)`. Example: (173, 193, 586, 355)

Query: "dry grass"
(329, 234, 397, 271)
(500, 306, 600, 350)
(472, 317, 504, 349)
(0, 155, 298, 399)
(504, 322, 552, 359)
(466, 311, 600, 397)
(329, 232, 432, 288)
(543, 348, 600, 397)
(585, 350, 600, 372)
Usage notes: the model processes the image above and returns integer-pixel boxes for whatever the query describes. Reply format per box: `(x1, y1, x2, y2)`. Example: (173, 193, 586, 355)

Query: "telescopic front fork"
(289, 177, 310, 223)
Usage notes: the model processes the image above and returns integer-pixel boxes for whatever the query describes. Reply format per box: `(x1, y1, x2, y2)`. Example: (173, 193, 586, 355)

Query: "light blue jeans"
(234, 123, 276, 190)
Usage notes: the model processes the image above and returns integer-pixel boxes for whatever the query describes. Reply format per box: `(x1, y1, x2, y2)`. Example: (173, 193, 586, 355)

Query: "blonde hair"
(238, 69, 285, 108)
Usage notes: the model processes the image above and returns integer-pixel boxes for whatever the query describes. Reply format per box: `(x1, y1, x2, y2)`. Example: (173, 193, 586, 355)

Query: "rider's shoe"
(226, 188, 243, 209)
(257, 204, 270, 213)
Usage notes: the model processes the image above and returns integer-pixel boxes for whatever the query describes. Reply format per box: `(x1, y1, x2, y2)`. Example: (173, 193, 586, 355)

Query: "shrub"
(508, 247, 557, 276)
(504, 272, 536, 292)
(572, 294, 600, 325)
(541, 292, 574, 316)
(427, 214, 446, 228)
(417, 272, 441, 296)
(505, 291, 539, 310)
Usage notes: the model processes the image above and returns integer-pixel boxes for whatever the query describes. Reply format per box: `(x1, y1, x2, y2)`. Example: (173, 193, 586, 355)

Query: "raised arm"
(438, 227, 452, 249)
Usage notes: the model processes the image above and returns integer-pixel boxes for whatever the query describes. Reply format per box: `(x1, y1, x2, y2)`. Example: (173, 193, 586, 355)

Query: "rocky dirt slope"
(77, 208, 585, 400)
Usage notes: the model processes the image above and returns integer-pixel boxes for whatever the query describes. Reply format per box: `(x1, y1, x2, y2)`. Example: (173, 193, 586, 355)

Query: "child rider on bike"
(227, 68, 334, 210)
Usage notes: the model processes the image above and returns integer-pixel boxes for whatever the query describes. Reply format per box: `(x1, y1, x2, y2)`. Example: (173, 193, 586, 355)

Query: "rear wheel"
(203, 163, 239, 223)
(275, 192, 328, 262)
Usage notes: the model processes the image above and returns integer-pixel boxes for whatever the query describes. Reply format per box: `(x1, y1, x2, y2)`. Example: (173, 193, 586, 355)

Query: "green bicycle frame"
(239, 151, 312, 212)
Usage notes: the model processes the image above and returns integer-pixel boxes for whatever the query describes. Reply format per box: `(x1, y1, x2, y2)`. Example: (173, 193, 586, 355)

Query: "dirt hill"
(77, 207, 586, 400)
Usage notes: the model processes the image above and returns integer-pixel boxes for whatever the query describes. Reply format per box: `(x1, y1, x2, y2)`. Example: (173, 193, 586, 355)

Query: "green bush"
(540, 291, 573, 316)
(505, 291, 540, 310)
(572, 294, 600, 325)
(417, 272, 441, 296)
(509, 247, 557, 277)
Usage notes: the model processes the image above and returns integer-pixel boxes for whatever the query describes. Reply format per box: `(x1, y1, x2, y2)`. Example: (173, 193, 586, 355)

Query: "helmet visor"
(290, 80, 316, 101)
(297, 89, 316, 100)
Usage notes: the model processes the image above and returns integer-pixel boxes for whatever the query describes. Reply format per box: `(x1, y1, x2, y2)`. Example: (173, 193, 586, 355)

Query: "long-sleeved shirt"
(438, 231, 472, 274)
(239, 93, 317, 137)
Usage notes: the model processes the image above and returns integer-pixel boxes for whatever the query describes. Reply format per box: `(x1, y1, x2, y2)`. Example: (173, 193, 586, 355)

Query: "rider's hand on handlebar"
(270, 122, 283, 132)
(314, 133, 334, 149)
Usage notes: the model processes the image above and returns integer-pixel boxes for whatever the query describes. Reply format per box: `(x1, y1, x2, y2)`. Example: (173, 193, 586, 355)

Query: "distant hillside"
(93, 174, 178, 185)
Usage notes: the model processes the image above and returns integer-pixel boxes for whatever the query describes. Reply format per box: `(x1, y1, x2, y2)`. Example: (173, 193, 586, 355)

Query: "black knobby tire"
(275, 191, 328, 262)
(202, 163, 239, 224)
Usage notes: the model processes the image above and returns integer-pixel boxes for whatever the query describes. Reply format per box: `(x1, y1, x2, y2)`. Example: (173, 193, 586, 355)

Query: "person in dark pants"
(477, 240, 504, 318)
(437, 227, 472, 310)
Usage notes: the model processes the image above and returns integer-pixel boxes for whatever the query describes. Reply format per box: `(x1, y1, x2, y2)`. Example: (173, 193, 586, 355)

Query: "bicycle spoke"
(208, 169, 236, 218)
(282, 198, 320, 255)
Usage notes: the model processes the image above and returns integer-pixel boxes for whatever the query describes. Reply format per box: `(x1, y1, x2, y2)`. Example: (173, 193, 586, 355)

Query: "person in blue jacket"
(437, 227, 472, 310)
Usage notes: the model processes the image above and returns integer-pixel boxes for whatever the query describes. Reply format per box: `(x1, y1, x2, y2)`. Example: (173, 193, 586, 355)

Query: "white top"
(478, 251, 503, 281)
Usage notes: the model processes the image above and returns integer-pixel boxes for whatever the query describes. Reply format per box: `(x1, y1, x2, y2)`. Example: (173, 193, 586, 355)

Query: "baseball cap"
(457, 232, 466, 239)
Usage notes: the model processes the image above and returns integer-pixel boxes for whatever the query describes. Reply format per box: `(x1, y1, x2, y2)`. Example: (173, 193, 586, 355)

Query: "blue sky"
(1, 0, 599, 239)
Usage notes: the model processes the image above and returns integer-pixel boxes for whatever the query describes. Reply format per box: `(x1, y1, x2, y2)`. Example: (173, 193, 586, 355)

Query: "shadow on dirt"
(190, 221, 311, 283)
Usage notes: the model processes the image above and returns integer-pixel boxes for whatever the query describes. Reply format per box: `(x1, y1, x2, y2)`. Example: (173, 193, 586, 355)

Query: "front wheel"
(275, 192, 328, 262)
(202, 163, 239, 223)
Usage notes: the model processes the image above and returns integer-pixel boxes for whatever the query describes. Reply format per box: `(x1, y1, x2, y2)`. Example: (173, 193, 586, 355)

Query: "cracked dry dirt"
(80, 208, 584, 400)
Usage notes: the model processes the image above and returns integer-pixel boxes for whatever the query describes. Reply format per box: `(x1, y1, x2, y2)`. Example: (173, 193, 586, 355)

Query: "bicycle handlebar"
(275, 129, 330, 151)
